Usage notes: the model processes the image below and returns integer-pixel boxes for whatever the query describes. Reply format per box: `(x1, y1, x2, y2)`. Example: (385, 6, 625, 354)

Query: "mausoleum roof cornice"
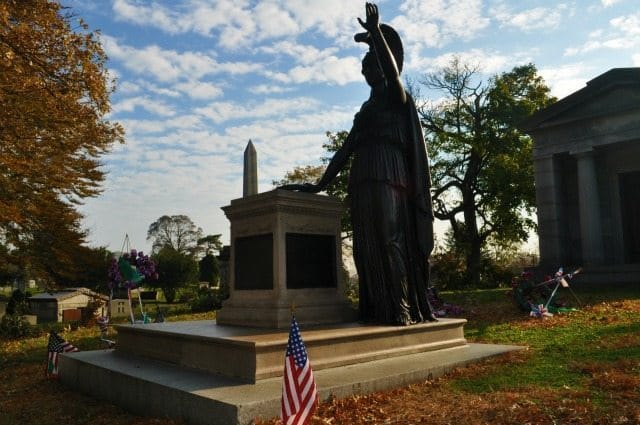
(519, 67, 640, 133)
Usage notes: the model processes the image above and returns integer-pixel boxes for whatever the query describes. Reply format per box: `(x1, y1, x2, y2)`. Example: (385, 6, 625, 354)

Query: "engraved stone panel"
(286, 233, 336, 289)
(235, 234, 273, 290)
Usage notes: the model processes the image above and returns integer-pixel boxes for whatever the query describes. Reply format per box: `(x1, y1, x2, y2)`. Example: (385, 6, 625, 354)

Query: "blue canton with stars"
(286, 317, 308, 368)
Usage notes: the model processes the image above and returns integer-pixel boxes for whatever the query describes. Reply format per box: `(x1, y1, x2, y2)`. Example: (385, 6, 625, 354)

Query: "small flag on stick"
(97, 315, 109, 334)
(281, 315, 318, 425)
(46, 331, 78, 378)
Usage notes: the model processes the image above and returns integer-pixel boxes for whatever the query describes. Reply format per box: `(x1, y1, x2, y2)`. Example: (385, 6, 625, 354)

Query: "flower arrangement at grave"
(107, 245, 158, 325)
(427, 286, 464, 317)
(509, 268, 582, 319)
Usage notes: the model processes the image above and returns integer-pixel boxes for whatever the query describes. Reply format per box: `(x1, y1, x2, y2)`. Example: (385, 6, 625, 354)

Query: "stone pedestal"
(216, 189, 356, 328)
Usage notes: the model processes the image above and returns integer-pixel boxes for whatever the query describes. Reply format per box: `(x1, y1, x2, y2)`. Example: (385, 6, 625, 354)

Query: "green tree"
(73, 246, 112, 291)
(420, 59, 555, 286)
(197, 234, 223, 257)
(198, 253, 219, 286)
(147, 215, 203, 256)
(153, 246, 197, 303)
(274, 131, 352, 237)
(273, 164, 325, 187)
(18, 195, 90, 287)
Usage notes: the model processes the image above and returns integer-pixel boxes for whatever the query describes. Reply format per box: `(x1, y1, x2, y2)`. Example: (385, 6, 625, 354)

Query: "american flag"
(97, 315, 109, 334)
(281, 315, 318, 425)
(46, 331, 78, 378)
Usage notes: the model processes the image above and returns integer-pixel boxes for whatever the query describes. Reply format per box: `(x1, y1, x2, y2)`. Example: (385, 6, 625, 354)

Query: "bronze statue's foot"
(427, 313, 438, 322)
(393, 313, 414, 326)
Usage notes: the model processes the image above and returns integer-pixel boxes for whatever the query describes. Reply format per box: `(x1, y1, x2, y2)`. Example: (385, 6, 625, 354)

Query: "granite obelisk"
(243, 140, 257, 197)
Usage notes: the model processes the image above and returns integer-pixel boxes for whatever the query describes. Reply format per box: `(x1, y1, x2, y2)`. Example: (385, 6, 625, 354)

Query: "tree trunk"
(462, 179, 482, 287)
(466, 234, 482, 287)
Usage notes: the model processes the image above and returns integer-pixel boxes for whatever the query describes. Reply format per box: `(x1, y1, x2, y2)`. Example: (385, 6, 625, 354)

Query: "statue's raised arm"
(355, 2, 406, 105)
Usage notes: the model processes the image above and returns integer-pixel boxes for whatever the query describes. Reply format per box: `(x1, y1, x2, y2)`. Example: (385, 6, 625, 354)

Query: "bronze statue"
(282, 3, 436, 325)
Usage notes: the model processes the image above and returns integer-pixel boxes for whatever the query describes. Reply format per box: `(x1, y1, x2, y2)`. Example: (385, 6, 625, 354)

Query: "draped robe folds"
(346, 90, 435, 325)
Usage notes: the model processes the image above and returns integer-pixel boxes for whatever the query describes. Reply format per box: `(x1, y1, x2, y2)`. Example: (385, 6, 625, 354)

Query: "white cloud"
(393, 0, 490, 49)
(248, 84, 294, 95)
(258, 41, 361, 85)
(175, 81, 224, 100)
(610, 13, 640, 37)
(112, 96, 176, 117)
(601, 0, 622, 7)
(260, 41, 338, 66)
(254, 2, 300, 39)
(539, 63, 590, 99)
(491, 3, 570, 32)
(111, 0, 360, 50)
(117, 114, 205, 136)
(564, 12, 640, 56)
(128, 81, 182, 98)
(117, 81, 141, 95)
(100, 35, 261, 83)
(265, 56, 361, 85)
(113, 0, 184, 33)
(409, 48, 529, 75)
(632, 53, 640, 66)
(195, 97, 322, 124)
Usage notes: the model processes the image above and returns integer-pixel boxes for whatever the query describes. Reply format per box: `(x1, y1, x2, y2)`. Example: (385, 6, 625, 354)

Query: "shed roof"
(29, 287, 108, 302)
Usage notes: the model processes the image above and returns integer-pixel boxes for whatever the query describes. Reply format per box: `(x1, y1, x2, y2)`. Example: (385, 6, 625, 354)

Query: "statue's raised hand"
(357, 2, 379, 33)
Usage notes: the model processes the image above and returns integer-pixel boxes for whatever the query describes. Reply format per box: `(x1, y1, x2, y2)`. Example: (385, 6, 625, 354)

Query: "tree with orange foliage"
(0, 0, 124, 284)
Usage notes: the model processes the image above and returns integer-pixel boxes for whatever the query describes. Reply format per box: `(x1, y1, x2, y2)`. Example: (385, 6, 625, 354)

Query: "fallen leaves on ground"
(2, 296, 639, 425)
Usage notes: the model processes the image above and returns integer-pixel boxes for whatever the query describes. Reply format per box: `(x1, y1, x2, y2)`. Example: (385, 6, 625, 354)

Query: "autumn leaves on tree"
(1, 1, 123, 284)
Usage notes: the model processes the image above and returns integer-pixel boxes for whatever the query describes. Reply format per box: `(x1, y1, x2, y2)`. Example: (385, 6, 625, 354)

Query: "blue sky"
(67, 0, 639, 254)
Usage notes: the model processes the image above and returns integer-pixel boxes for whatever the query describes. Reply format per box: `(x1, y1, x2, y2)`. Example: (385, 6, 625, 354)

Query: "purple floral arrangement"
(428, 286, 464, 317)
(107, 249, 158, 290)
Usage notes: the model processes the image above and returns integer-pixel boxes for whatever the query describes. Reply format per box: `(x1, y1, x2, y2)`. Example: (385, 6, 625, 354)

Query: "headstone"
(22, 314, 37, 325)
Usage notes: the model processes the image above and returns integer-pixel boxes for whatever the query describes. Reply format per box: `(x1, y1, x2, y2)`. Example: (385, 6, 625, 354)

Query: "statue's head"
(354, 24, 404, 74)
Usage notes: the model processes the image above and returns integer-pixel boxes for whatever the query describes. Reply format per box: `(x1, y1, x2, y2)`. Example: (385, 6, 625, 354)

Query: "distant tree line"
(146, 214, 222, 304)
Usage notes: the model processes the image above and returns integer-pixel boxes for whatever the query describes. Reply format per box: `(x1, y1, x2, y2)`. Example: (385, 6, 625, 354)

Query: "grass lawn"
(1, 283, 639, 424)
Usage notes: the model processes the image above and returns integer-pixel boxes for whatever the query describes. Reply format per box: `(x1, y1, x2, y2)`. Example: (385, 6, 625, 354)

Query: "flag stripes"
(46, 331, 78, 378)
(281, 316, 318, 425)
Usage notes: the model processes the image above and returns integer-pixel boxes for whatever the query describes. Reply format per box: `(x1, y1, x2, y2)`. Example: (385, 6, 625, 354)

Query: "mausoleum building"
(521, 68, 640, 282)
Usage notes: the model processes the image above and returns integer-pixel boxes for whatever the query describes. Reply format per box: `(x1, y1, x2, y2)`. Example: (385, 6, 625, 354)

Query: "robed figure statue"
(282, 3, 436, 325)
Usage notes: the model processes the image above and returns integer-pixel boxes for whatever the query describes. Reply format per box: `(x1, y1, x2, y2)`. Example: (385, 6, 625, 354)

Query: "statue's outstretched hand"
(278, 183, 320, 193)
(357, 2, 379, 33)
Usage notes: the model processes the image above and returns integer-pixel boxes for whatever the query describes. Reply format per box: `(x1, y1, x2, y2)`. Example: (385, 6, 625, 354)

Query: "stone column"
(534, 154, 563, 266)
(574, 149, 604, 265)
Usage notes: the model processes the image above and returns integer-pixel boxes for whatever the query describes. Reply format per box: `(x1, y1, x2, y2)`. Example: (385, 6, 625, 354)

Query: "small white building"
(28, 288, 108, 323)
(109, 298, 132, 319)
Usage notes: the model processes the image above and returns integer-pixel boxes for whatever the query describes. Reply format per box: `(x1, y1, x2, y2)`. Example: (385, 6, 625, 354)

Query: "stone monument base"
(114, 318, 466, 382)
(59, 319, 521, 424)
(215, 293, 357, 329)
